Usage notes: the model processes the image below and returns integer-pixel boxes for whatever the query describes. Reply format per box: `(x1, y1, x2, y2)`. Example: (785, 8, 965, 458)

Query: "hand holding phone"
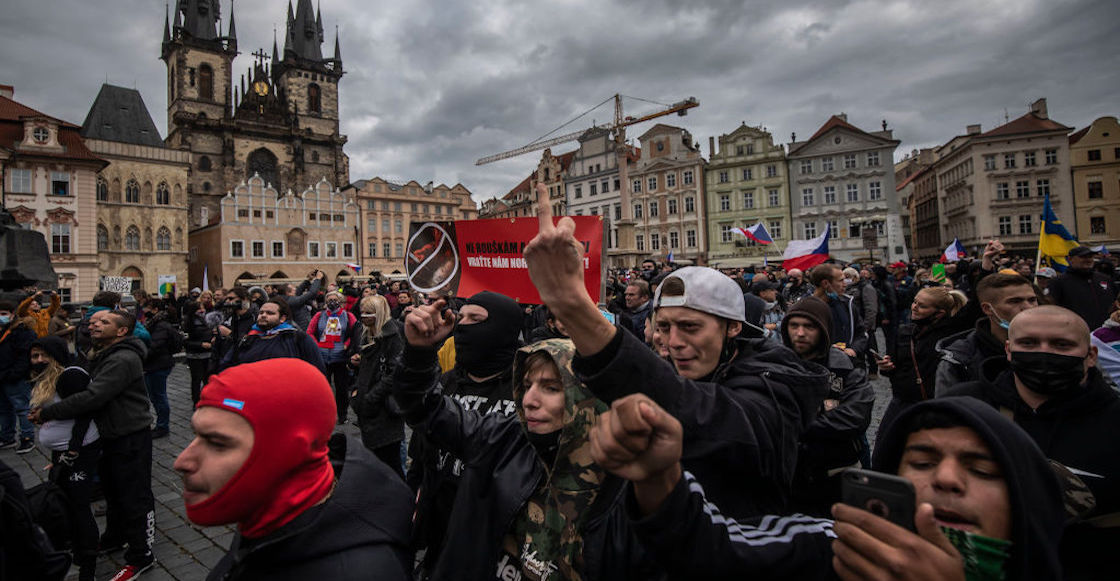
(841, 468, 916, 532)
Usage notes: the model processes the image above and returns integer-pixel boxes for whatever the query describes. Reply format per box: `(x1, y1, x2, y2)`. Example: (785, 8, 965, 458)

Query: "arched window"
(96, 177, 108, 201)
(156, 227, 172, 250)
(125, 179, 140, 203)
(307, 84, 321, 114)
(246, 148, 279, 193)
(198, 155, 211, 172)
(97, 225, 109, 250)
(156, 182, 170, 205)
(199, 64, 214, 101)
(125, 226, 140, 250)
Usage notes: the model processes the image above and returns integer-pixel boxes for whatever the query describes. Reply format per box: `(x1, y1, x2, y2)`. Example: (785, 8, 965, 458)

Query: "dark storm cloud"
(2, 0, 1118, 201)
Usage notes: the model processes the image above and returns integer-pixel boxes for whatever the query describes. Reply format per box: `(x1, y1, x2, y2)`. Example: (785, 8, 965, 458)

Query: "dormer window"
(33, 127, 49, 144)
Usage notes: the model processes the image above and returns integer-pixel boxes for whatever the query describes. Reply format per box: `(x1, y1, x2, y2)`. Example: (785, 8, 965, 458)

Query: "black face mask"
(454, 322, 516, 377)
(30, 362, 49, 375)
(1009, 350, 1087, 395)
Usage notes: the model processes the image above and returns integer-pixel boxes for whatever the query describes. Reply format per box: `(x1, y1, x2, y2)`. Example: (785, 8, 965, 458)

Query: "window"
(1019, 215, 1033, 235)
(381, 201, 389, 211)
(719, 195, 730, 211)
(395, 243, 404, 257)
(743, 191, 754, 209)
(308, 241, 320, 258)
(97, 178, 108, 201)
(198, 64, 214, 101)
(669, 231, 679, 248)
(636, 234, 645, 251)
(804, 222, 817, 238)
(1088, 181, 1103, 199)
(648, 176, 658, 191)
(394, 201, 402, 211)
(1024, 151, 1036, 167)
(867, 152, 880, 166)
(51, 223, 70, 253)
(718, 171, 730, 183)
(802, 188, 815, 206)
(394, 220, 403, 234)
(800, 160, 812, 174)
(1088, 150, 1102, 161)
(1045, 149, 1058, 164)
(1003, 153, 1015, 169)
(10, 169, 31, 193)
(368, 217, 377, 231)
(984, 155, 996, 170)
(843, 154, 856, 169)
(1016, 181, 1030, 199)
(435, 205, 442, 215)
(198, 155, 211, 171)
(766, 165, 777, 178)
(651, 233, 660, 251)
(736, 145, 744, 155)
(998, 216, 1012, 236)
(720, 224, 733, 243)
(684, 197, 695, 213)
(382, 242, 391, 258)
(157, 227, 172, 251)
(590, 184, 597, 196)
(996, 182, 1009, 200)
(271, 241, 284, 257)
(97, 225, 109, 250)
(829, 220, 839, 238)
(683, 170, 694, 185)
(768, 189, 780, 207)
(308, 84, 321, 113)
(1091, 216, 1106, 234)
(686, 229, 697, 247)
(667, 199, 678, 214)
(252, 241, 265, 258)
(231, 240, 245, 258)
(768, 220, 782, 239)
(381, 218, 390, 232)
(821, 157, 834, 172)
(847, 183, 859, 202)
(742, 168, 752, 181)
(823, 186, 836, 205)
(343, 243, 354, 258)
(614, 178, 620, 191)
(369, 242, 376, 257)
(590, 208, 598, 216)
(666, 173, 676, 187)
(1037, 179, 1050, 197)
(156, 182, 170, 205)
(869, 181, 882, 200)
(326, 242, 337, 258)
(631, 180, 640, 193)
(126, 179, 140, 203)
(411, 203, 418, 213)
(634, 204, 643, 218)
(601, 180, 609, 193)
(423, 204, 430, 214)
(50, 171, 69, 196)
(849, 221, 862, 238)
(125, 226, 141, 251)
(614, 204, 621, 220)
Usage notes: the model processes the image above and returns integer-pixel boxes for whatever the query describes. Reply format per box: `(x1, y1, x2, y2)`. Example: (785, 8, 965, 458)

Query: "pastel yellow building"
(1070, 116, 1120, 248)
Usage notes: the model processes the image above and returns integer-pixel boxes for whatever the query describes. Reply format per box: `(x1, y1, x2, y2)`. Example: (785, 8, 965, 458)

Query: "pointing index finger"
(535, 183, 555, 234)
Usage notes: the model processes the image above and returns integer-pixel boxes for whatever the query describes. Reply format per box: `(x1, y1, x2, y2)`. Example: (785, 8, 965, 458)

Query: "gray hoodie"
(40, 336, 152, 439)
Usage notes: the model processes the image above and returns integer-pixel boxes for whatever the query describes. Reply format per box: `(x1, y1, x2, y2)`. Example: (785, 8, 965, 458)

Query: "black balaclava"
(454, 291, 523, 377)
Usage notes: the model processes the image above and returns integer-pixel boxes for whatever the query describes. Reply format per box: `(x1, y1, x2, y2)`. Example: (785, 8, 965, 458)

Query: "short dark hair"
(105, 309, 136, 335)
(263, 297, 292, 320)
(0, 300, 15, 313)
(976, 272, 1033, 303)
(228, 286, 249, 301)
(809, 264, 841, 287)
(901, 408, 967, 435)
(92, 291, 121, 308)
(146, 298, 165, 312)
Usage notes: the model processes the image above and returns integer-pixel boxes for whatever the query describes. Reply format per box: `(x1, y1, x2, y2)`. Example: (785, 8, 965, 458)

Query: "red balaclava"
(186, 359, 336, 538)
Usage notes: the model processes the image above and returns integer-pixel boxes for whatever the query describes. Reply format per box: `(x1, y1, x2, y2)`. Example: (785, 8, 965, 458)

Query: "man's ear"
(1086, 344, 1099, 369)
(979, 302, 994, 317)
(727, 321, 742, 339)
(1004, 338, 1012, 361)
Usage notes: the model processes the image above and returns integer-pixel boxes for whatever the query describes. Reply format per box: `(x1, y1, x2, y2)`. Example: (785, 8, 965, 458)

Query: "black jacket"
(182, 308, 215, 356)
(40, 337, 151, 439)
(350, 320, 405, 450)
(211, 310, 255, 370)
(934, 317, 1008, 396)
(1049, 268, 1117, 329)
(574, 329, 830, 519)
(287, 278, 322, 332)
(0, 321, 36, 384)
(218, 323, 325, 374)
(143, 314, 177, 373)
(885, 315, 968, 403)
(206, 435, 413, 581)
(945, 367, 1120, 579)
(823, 293, 869, 355)
(629, 397, 1066, 581)
(795, 348, 874, 480)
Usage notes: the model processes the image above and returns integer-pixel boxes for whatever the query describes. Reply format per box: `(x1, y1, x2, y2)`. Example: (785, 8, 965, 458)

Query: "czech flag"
(735, 222, 774, 245)
(1038, 194, 1079, 271)
(940, 238, 967, 263)
(782, 224, 830, 272)
(345, 262, 362, 272)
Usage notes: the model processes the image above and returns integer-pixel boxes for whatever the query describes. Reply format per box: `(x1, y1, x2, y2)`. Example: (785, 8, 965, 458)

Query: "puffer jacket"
(351, 320, 405, 450)
(393, 339, 660, 581)
(40, 336, 151, 439)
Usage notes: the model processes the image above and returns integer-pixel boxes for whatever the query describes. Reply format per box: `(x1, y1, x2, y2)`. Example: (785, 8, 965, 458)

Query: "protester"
(750, 279, 784, 337)
(620, 280, 653, 339)
(890, 261, 917, 326)
(844, 267, 878, 343)
(29, 336, 100, 581)
(1034, 266, 1056, 295)
(782, 268, 815, 305)
(174, 359, 413, 580)
(181, 299, 214, 405)
(308, 291, 360, 423)
(17, 289, 60, 338)
(218, 298, 324, 375)
(1048, 246, 1117, 329)
(286, 270, 325, 331)
(943, 305, 1120, 579)
(0, 300, 38, 453)
(527, 310, 570, 343)
(211, 287, 256, 375)
(349, 295, 405, 476)
(780, 297, 874, 516)
(522, 185, 829, 519)
(395, 307, 655, 580)
(142, 299, 178, 439)
(1091, 304, 1120, 386)
(810, 263, 868, 359)
(32, 309, 155, 581)
(48, 302, 75, 345)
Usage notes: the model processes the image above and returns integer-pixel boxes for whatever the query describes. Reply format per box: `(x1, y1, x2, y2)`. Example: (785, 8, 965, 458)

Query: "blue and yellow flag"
(1038, 194, 1079, 271)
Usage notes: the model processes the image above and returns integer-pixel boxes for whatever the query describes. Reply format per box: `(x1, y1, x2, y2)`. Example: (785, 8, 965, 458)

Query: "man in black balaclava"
(404, 290, 524, 576)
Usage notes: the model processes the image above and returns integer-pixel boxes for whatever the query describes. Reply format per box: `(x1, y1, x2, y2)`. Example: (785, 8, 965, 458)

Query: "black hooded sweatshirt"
(627, 397, 1066, 580)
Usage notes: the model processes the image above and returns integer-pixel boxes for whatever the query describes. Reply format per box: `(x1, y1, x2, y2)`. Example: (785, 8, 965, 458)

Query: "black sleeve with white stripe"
(628, 471, 839, 580)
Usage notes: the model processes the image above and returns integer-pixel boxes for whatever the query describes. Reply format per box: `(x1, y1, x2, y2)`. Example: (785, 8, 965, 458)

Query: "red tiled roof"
(807, 115, 866, 143)
(980, 112, 1070, 138)
(0, 95, 101, 162)
(1069, 125, 1091, 145)
(502, 174, 532, 200)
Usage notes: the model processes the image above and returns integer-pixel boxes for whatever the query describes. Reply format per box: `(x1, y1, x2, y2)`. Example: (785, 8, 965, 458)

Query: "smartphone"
(867, 348, 882, 360)
(841, 468, 916, 532)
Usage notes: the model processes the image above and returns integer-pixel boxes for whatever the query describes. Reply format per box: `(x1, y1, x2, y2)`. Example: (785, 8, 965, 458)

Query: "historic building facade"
(188, 176, 359, 288)
(705, 123, 790, 267)
(0, 85, 105, 301)
(564, 127, 626, 254)
(344, 177, 477, 274)
(1070, 116, 1120, 248)
(895, 148, 937, 258)
(162, 0, 349, 228)
(787, 115, 902, 263)
(81, 84, 191, 295)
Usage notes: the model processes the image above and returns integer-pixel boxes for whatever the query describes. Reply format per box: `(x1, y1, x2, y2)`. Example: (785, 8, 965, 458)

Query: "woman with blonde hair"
(28, 336, 100, 581)
(349, 294, 406, 476)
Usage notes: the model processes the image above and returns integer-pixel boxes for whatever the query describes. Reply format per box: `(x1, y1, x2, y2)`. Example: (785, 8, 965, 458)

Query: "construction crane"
(474, 94, 698, 166)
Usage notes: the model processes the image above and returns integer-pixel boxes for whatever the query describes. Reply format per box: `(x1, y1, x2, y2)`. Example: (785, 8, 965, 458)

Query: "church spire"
(180, 0, 220, 42)
(163, 3, 171, 45)
(333, 25, 341, 64)
(316, 1, 324, 42)
(284, 0, 324, 63)
(227, 0, 237, 41)
(173, 0, 183, 31)
(272, 27, 280, 66)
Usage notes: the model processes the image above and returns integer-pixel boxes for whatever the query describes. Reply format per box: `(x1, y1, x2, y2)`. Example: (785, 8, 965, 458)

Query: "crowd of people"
(2, 188, 1119, 579)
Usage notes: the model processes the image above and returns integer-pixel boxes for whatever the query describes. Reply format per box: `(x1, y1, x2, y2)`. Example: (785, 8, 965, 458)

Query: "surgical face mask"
(844, 278, 856, 287)
(764, 301, 778, 310)
(982, 303, 1012, 330)
(826, 291, 840, 300)
(0, 315, 9, 326)
(1009, 350, 1087, 395)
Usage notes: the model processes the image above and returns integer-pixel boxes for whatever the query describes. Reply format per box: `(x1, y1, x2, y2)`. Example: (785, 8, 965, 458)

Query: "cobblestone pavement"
(3, 354, 893, 580)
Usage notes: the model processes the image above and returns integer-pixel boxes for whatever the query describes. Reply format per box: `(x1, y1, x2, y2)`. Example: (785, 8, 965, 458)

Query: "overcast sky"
(2, 0, 1117, 202)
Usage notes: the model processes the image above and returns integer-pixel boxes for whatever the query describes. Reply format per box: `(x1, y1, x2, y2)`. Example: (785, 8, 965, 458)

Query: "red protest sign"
(406, 217, 603, 304)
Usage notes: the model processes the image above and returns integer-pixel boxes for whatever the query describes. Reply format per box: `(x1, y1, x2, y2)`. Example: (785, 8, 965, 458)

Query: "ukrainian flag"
(1038, 194, 1079, 271)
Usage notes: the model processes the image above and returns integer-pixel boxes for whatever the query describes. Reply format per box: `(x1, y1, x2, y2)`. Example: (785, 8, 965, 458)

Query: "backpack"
(0, 467, 71, 581)
(24, 480, 73, 552)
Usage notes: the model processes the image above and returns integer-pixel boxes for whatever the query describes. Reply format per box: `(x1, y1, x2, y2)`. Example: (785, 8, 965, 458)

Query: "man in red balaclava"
(174, 359, 414, 581)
